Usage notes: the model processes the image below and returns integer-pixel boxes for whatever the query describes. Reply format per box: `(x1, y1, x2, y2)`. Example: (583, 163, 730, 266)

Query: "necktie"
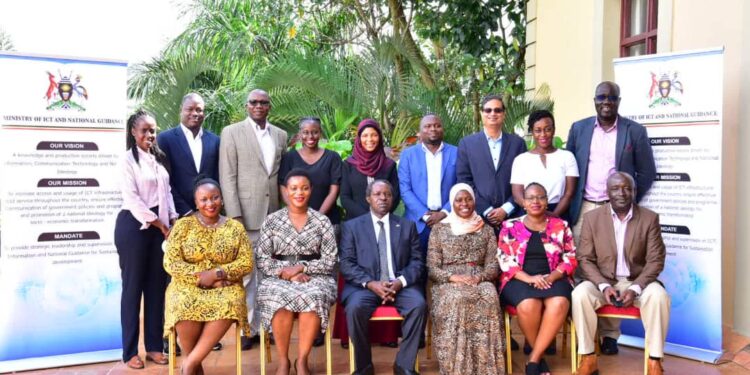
(377, 221, 389, 281)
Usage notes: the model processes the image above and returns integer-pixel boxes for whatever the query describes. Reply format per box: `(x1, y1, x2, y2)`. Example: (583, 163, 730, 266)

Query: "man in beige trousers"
(219, 89, 288, 349)
(573, 172, 670, 375)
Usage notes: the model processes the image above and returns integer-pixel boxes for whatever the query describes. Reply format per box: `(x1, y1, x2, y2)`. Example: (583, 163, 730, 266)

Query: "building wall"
(527, 0, 750, 334)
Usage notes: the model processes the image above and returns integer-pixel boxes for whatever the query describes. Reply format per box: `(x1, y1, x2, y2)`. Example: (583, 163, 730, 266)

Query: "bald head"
(246, 89, 271, 126)
(180, 93, 205, 133)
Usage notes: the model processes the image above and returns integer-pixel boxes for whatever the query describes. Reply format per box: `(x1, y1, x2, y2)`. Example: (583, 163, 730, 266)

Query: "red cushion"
(371, 305, 403, 319)
(504, 305, 518, 316)
(595, 305, 641, 318)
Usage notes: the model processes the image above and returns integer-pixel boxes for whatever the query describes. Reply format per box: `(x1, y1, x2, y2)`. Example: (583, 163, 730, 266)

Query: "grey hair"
(366, 179, 393, 197)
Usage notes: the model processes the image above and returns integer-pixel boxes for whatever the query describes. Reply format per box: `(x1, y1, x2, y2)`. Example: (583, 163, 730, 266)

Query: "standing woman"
(279, 117, 343, 228)
(510, 110, 578, 219)
(114, 109, 177, 369)
(428, 183, 505, 375)
(340, 118, 400, 220)
(336, 118, 401, 348)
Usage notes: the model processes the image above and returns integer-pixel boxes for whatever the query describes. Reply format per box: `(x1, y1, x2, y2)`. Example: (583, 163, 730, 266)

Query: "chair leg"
(426, 315, 432, 360)
(570, 321, 577, 374)
(348, 338, 355, 374)
(260, 326, 266, 375)
(169, 328, 176, 375)
(504, 311, 512, 374)
(415, 355, 419, 372)
(325, 326, 332, 375)
(235, 323, 242, 375)
(644, 339, 649, 375)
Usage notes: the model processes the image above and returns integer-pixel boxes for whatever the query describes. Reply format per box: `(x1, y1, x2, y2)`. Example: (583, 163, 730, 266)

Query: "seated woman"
(163, 178, 253, 375)
(256, 169, 337, 375)
(497, 183, 577, 375)
(428, 183, 505, 375)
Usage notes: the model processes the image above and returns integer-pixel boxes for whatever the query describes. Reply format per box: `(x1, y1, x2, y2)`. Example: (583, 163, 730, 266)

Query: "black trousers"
(114, 209, 168, 361)
(343, 286, 426, 372)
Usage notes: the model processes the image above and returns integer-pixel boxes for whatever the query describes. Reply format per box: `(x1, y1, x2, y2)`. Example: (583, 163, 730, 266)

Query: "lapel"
(198, 131, 212, 173)
(579, 119, 596, 177)
(389, 215, 402, 268)
(362, 214, 379, 267)
(496, 132, 510, 175)
(598, 204, 618, 260)
(173, 127, 197, 174)
(614, 117, 628, 169)
(415, 146, 428, 196)
(623, 205, 638, 267)
(477, 132, 497, 174)
(243, 118, 269, 176)
(440, 144, 451, 184)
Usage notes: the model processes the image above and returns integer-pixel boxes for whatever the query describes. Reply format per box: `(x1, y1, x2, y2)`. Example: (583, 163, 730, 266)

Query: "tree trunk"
(387, 0, 436, 89)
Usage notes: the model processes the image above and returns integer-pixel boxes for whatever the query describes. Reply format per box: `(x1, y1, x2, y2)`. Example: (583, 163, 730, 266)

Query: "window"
(620, 0, 658, 57)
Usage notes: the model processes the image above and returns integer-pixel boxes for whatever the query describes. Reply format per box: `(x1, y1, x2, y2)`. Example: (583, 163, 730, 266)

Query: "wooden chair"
(348, 305, 420, 374)
(167, 321, 242, 375)
(503, 305, 576, 374)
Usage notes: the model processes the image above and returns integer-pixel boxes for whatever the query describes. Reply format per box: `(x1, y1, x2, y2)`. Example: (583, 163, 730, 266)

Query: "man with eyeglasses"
(456, 94, 527, 230)
(566, 81, 656, 356)
(219, 89, 288, 350)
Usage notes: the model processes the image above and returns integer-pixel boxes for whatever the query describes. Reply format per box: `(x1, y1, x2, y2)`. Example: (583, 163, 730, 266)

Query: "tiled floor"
(9, 325, 750, 374)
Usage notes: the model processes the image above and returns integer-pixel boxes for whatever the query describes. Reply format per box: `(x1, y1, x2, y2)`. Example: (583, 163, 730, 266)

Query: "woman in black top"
(340, 119, 400, 220)
(279, 117, 343, 225)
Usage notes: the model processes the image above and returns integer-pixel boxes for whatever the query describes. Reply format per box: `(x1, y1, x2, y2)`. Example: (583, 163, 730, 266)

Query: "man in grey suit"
(219, 89, 288, 349)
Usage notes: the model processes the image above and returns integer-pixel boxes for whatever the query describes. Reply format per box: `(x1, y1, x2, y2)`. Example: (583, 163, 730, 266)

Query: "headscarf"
(440, 183, 485, 236)
(346, 119, 394, 177)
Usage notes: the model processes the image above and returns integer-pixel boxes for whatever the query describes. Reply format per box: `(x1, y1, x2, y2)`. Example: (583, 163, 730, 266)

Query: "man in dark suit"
(566, 81, 656, 237)
(340, 180, 426, 375)
(157, 93, 223, 353)
(572, 172, 669, 375)
(157, 93, 221, 217)
(457, 94, 527, 229)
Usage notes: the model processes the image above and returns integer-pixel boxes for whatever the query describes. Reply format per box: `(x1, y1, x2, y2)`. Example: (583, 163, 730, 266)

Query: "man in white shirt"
(219, 89, 288, 350)
(573, 172, 670, 375)
(340, 180, 426, 375)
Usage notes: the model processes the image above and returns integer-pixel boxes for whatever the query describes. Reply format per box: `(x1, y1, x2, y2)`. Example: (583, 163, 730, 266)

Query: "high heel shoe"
(525, 361, 541, 375)
(539, 358, 551, 375)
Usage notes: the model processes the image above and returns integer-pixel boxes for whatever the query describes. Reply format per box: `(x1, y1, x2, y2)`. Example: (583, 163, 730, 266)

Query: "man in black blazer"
(456, 94, 527, 229)
(340, 180, 426, 375)
(157, 93, 221, 217)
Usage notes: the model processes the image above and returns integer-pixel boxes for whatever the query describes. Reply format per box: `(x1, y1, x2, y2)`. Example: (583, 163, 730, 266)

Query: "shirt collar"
(248, 117, 271, 135)
(420, 141, 444, 154)
(180, 123, 203, 140)
(371, 212, 390, 225)
(135, 146, 155, 161)
(610, 204, 634, 223)
(484, 130, 503, 142)
(594, 116, 619, 132)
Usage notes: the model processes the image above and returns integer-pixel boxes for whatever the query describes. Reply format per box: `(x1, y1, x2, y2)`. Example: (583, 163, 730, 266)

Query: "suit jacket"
(576, 203, 665, 290)
(219, 118, 288, 230)
(157, 126, 220, 216)
(397, 142, 457, 233)
(456, 131, 527, 217)
(339, 213, 424, 301)
(340, 161, 400, 220)
(566, 116, 656, 224)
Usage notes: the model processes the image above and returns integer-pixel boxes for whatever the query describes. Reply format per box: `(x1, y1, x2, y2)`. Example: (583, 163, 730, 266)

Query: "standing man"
(566, 81, 656, 240)
(456, 94, 527, 229)
(572, 172, 670, 375)
(158, 93, 220, 217)
(340, 180, 426, 375)
(219, 89, 288, 350)
(398, 114, 457, 255)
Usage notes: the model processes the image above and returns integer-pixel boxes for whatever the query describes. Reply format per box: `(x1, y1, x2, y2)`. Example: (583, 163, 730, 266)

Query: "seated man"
(572, 172, 670, 375)
(340, 180, 426, 375)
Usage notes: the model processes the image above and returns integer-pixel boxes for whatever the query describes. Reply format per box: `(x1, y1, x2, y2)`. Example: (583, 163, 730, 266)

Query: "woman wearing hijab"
(340, 118, 400, 220)
(427, 183, 505, 375)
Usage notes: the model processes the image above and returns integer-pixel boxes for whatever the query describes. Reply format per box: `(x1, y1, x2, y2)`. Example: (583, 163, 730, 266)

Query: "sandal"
(125, 355, 144, 369)
(146, 351, 169, 365)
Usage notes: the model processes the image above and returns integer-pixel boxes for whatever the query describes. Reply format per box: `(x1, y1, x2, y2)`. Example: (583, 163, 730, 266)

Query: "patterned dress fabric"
(427, 223, 506, 375)
(163, 216, 253, 335)
(256, 208, 337, 332)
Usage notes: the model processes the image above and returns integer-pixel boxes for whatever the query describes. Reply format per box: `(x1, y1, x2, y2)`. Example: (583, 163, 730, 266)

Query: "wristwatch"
(300, 261, 309, 274)
(215, 267, 226, 280)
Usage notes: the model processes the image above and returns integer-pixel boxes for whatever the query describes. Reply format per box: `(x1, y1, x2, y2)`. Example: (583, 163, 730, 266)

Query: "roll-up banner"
(0, 52, 126, 372)
(614, 47, 723, 363)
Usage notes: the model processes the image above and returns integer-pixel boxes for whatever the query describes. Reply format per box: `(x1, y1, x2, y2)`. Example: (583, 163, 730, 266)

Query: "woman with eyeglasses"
(510, 110, 579, 221)
(497, 183, 577, 375)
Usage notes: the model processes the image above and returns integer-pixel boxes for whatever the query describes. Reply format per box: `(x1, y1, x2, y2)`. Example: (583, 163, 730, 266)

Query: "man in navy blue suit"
(398, 114, 457, 255)
(340, 180, 426, 375)
(157, 93, 221, 218)
(456, 94, 527, 229)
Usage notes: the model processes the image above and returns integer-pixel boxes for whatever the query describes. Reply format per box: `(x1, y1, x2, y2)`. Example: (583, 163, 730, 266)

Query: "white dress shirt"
(422, 142, 444, 211)
(249, 117, 276, 175)
(598, 205, 642, 295)
(180, 123, 203, 172)
(370, 212, 408, 288)
(119, 148, 178, 229)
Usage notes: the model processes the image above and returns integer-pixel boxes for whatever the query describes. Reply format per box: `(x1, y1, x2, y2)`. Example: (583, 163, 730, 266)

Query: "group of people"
(113, 81, 670, 375)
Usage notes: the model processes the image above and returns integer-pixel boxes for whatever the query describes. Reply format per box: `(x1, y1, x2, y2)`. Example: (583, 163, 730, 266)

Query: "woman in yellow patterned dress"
(164, 178, 253, 375)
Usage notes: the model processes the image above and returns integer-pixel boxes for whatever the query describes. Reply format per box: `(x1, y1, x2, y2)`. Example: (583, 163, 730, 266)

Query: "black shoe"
(393, 363, 419, 375)
(163, 338, 181, 356)
(511, 337, 520, 351)
(524, 338, 557, 355)
(524, 361, 541, 375)
(313, 332, 325, 347)
(524, 341, 532, 355)
(353, 363, 375, 375)
(418, 338, 426, 349)
(340, 340, 349, 349)
(600, 336, 619, 355)
(212, 342, 223, 351)
(381, 341, 398, 348)
(539, 358, 551, 374)
(240, 335, 259, 351)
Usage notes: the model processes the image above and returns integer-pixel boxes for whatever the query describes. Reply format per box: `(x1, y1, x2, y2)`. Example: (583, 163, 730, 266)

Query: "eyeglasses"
(524, 195, 548, 202)
(482, 107, 505, 114)
(248, 100, 271, 107)
(594, 95, 620, 103)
